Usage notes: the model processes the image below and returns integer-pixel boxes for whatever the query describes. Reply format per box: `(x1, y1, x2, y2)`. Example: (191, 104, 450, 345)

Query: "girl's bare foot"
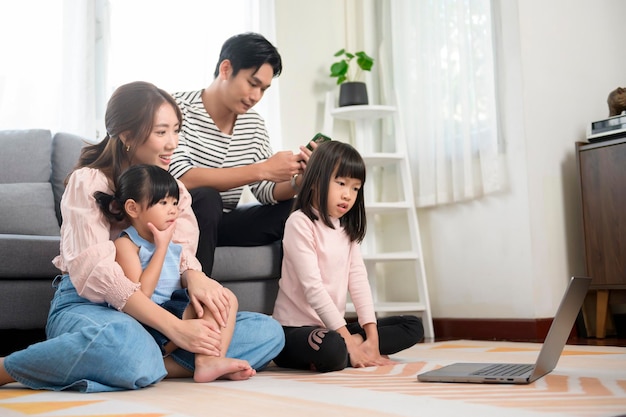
(193, 356, 255, 383)
(350, 333, 364, 345)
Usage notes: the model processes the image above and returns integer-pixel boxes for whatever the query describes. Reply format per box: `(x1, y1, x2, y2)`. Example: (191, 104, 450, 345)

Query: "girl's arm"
(113, 236, 161, 298)
(346, 244, 395, 367)
(116, 220, 178, 298)
(347, 241, 377, 327)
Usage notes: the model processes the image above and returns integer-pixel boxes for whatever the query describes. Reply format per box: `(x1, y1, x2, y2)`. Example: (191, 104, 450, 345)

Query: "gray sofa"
(0, 129, 281, 338)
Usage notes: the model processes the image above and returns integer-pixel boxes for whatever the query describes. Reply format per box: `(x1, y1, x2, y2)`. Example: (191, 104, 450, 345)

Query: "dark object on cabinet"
(576, 138, 626, 338)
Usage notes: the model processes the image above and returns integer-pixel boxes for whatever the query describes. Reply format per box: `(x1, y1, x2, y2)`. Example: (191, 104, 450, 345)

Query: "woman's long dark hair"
(72, 81, 182, 186)
(294, 140, 367, 242)
(94, 164, 179, 223)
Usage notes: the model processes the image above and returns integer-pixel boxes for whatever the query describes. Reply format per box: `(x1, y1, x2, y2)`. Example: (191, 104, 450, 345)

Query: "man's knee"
(190, 187, 223, 226)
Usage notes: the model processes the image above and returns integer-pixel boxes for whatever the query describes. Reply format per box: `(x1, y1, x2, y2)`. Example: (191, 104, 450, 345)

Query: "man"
(169, 32, 312, 274)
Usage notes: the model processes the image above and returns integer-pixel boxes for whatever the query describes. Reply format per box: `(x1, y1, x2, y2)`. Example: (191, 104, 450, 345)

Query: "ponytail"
(93, 189, 125, 222)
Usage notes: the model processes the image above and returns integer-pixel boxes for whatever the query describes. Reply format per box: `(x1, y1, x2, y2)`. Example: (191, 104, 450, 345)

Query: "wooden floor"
(430, 336, 626, 347)
(2, 329, 626, 357)
(567, 336, 626, 347)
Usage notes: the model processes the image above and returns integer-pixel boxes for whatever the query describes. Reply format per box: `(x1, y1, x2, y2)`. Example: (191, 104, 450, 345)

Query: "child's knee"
(223, 287, 238, 310)
(309, 329, 348, 372)
(404, 315, 425, 343)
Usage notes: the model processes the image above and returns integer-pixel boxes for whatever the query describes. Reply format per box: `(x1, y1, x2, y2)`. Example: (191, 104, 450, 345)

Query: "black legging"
(274, 315, 424, 372)
(189, 187, 293, 274)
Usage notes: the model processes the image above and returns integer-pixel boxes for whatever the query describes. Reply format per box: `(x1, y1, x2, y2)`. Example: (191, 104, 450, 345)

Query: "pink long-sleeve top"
(272, 210, 376, 331)
(52, 167, 202, 310)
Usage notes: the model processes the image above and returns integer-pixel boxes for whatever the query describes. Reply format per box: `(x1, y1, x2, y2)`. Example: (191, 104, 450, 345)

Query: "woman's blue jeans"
(4, 275, 284, 392)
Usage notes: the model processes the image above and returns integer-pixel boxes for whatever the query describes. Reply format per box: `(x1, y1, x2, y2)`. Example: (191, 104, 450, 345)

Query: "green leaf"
(355, 51, 374, 71)
(330, 61, 348, 78)
(329, 49, 374, 83)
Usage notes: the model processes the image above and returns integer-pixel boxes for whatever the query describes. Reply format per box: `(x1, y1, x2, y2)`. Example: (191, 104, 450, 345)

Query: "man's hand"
(261, 151, 303, 183)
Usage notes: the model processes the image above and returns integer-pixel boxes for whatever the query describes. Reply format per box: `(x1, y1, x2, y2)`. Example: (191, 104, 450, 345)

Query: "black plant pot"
(338, 82, 369, 107)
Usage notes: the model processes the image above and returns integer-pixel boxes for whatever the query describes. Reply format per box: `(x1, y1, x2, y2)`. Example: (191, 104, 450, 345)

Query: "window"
(105, 0, 281, 148)
(0, 0, 281, 149)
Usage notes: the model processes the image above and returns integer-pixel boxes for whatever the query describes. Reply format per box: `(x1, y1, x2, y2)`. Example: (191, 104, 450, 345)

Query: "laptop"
(417, 276, 591, 384)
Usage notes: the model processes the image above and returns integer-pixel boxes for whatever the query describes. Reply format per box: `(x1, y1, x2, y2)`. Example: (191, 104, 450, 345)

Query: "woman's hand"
(169, 317, 222, 356)
(122, 290, 222, 356)
(183, 269, 231, 327)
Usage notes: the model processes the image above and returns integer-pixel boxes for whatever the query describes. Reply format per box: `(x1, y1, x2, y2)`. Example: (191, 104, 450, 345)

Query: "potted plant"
(330, 49, 374, 107)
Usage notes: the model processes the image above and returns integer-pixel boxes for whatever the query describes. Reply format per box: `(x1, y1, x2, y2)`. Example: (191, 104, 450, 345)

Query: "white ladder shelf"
(322, 94, 434, 340)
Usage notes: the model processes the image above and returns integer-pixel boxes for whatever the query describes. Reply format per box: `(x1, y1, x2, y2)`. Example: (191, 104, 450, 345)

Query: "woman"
(0, 81, 284, 392)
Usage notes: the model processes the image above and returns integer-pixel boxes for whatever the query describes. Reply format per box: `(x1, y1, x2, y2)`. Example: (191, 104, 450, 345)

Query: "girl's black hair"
(94, 164, 179, 222)
(294, 140, 367, 242)
(214, 32, 282, 78)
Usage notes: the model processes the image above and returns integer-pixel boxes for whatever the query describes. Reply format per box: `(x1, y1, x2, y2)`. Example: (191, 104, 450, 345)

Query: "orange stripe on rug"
(0, 400, 102, 414)
(580, 377, 615, 396)
(0, 389, 39, 400)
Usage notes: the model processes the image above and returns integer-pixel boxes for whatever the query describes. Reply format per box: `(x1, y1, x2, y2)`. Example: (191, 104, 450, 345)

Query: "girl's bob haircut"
(294, 140, 366, 242)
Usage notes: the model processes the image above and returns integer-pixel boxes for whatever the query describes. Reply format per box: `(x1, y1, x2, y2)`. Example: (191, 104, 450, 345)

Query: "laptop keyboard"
(470, 363, 534, 377)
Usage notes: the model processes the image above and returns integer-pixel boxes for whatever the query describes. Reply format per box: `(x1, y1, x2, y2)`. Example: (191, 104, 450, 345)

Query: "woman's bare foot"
(0, 358, 17, 386)
(193, 356, 255, 383)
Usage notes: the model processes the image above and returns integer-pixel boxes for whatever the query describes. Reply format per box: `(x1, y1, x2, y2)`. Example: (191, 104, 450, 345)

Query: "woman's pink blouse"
(52, 167, 202, 310)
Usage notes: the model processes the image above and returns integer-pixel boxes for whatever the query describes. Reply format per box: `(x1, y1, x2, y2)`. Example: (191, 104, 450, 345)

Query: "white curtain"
(104, 0, 281, 148)
(0, 0, 98, 139)
(381, 0, 506, 207)
(0, 0, 279, 147)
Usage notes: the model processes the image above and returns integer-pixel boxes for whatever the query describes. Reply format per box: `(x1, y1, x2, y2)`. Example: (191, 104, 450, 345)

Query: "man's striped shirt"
(169, 90, 277, 211)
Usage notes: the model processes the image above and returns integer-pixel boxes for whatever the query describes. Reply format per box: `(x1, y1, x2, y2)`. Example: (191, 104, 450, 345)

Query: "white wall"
(275, 0, 626, 319)
(274, 0, 346, 151)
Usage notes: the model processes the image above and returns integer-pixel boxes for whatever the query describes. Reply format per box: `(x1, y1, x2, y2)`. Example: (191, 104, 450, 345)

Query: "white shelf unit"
(322, 96, 434, 339)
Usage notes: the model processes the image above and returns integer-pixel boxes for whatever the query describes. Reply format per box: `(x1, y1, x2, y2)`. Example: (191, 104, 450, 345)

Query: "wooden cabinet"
(577, 138, 626, 337)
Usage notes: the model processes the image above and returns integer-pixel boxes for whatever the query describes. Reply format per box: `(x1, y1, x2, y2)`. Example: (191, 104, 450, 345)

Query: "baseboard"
(432, 317, 579, 342)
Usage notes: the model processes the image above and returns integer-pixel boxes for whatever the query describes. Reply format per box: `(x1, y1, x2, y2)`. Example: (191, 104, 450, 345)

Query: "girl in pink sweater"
(272, 140, 423, 372)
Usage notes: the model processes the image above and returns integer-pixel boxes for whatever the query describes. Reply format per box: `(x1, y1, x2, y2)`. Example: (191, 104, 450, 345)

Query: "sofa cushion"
(212, 242, 282, 282)
(0, 129, 52, 183)
(0, 234, 61, 277)
(0, 280, 56, 329)
(51, 132, 88, 224)
(0, 183, 60, 235)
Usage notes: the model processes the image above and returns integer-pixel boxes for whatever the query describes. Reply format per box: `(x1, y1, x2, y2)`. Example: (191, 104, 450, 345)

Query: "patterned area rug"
(1, 340, 625, 417)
